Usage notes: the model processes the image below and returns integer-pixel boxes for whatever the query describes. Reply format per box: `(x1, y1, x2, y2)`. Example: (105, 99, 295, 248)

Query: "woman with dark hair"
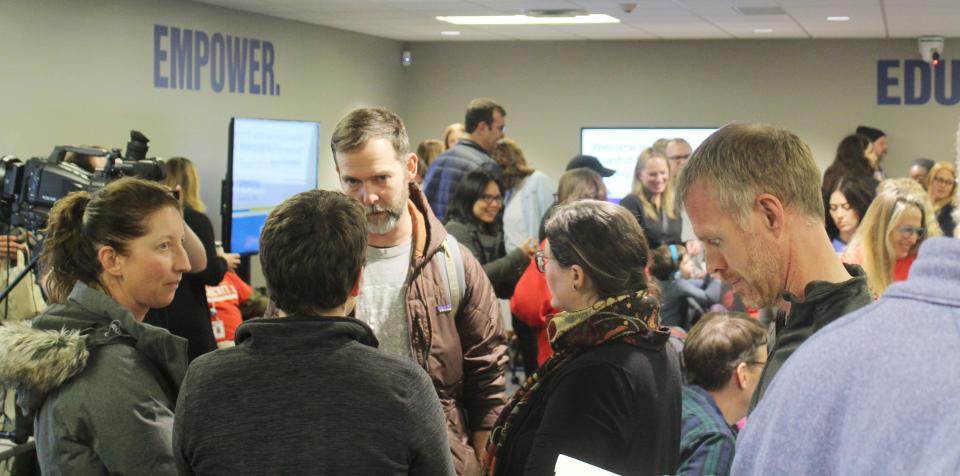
(822, 134, 877, 206)
(444, 168, 534, 298)
(513, 167, 608, 368)
(0, 178, 195, 474)
(146, 157, 238, 361)
(826, 176, 879, 252)
(485, 200, 682, 476)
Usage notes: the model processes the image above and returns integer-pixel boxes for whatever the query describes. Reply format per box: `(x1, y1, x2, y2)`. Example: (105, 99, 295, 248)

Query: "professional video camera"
(0, 130, 165, 230)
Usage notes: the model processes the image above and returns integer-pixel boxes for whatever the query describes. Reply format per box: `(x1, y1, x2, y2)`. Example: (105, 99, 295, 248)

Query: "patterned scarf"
(482, 290, 667, 475)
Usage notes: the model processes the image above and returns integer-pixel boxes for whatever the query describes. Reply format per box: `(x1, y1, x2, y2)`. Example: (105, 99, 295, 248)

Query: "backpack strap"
(436, 233, 466, 317)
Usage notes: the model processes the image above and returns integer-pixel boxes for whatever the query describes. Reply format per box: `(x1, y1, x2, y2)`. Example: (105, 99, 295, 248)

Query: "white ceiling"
(192, 0, 959, 42)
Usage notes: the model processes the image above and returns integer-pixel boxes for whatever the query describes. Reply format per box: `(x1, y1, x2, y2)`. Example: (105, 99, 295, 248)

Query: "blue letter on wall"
(210, 33, 225, 93)
(935, 60, 960, 106)
(194, 31, 209, 91)
(171, 28, 194, 90)
(877, 60, 900, 105)
(154, 25, 169, 88)
(904, 60, 931, 105)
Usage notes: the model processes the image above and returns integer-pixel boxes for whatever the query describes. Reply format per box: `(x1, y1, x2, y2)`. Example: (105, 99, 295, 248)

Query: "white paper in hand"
(554, 454, 621, 476)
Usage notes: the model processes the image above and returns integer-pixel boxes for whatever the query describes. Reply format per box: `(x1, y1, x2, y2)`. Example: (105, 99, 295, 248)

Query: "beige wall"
(402, 39, 959, 184)
(1, 0, 405, 236)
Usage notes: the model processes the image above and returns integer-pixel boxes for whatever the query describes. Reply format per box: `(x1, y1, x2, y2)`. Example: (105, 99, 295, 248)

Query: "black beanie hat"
(856, 126, 885, 142)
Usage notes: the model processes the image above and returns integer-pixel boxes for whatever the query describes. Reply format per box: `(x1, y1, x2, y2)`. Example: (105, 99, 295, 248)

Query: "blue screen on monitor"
(228, 117, 320, 254)
(580, 127, 717, 202)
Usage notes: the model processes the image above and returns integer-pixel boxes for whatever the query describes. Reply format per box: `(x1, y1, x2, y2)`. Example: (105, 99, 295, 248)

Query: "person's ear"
(350, 268, 364, 297)
(404, 153, 418, 182)
(98, 246, 122, 278)
(570, 264, 587, 291)
(755, 193, 785, 233)
(735, 362, 750, 389)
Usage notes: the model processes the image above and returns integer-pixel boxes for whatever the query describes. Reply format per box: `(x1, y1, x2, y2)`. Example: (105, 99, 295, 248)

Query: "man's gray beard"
(366, 208, 401, 235)
(365, 185, 408, 236)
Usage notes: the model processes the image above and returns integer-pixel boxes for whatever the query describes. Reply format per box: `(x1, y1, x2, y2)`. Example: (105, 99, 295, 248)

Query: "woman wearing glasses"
(843, 183, 939, 297)
(484, 200, 681, 476)
(927, 161, 957, 237)
(512, 168, 608, 368)
(444, 169, 535, 298)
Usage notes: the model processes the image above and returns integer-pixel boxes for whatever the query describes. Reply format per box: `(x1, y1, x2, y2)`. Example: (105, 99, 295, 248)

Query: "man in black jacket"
(675, 123, 872, 411)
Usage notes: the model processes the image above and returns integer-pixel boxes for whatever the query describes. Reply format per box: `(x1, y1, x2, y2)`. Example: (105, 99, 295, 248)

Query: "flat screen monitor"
(223, 117, 320, 255)
(580, 127, 717, 202)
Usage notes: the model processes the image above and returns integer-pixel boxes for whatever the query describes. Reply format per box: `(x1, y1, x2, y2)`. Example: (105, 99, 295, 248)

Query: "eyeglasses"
(829, 203, 852, 213)
(478, 194, 503, 205)
(668, 154, 690, 163)
(897, 225, 926, 239)
(932, 176, 956, 186)
(743, 360, 767, 367)
(535, 250, 550, 273)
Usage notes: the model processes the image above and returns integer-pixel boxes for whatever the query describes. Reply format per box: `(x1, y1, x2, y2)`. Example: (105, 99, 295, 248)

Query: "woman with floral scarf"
(484, 199, 682, 476)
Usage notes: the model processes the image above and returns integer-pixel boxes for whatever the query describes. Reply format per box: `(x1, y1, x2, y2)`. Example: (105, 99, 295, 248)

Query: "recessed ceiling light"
(827, 16, 851, 22)
(754, 28, 773, 33)
(436, 14, 620, 25)
(440, 31, 461, 36)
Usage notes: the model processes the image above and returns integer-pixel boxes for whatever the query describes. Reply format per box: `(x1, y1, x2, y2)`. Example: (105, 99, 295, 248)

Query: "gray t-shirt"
(356, 239, 413, 357)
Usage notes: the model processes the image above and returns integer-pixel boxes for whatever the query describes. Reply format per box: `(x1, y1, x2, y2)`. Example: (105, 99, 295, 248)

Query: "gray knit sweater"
(173, 316, 454, 475)
(733, 238, 960, 475)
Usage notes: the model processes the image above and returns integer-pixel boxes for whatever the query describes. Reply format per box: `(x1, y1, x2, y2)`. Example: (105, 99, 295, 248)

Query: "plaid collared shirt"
(679, 385, 738, 476)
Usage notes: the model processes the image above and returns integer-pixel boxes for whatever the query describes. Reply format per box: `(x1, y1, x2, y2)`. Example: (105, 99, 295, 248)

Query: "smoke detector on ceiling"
(919, 36, 945, 65)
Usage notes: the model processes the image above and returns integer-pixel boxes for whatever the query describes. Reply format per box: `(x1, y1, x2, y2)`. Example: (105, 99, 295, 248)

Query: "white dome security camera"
(919, 36, 944, 64)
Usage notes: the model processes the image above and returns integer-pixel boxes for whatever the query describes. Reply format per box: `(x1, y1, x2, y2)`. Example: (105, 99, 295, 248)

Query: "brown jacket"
(405, 184, 508, 475)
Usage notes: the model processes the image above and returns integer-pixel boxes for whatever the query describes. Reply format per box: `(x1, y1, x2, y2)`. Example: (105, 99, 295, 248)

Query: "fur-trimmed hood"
(0, 282, 188, 415)
(0, 321, 89, 400)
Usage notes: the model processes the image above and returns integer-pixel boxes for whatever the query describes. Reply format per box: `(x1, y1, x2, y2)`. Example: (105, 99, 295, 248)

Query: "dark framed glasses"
(478, 194, 503, 205)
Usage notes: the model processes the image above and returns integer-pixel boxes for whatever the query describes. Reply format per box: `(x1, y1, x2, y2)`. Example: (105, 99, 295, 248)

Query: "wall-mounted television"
(222, 117, 320, 255)
(580, 127, 718, 202)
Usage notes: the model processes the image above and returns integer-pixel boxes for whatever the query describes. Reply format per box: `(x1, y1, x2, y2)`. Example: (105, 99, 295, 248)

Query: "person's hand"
(0, 234, 27, 259)
(220, 251, 241, 271)
(685, 239, 703, 257)
(215, 243, 241, 271)
(519, 238, 537, 257)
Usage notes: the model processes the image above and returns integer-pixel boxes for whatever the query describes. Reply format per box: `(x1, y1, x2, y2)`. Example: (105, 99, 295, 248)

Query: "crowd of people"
(0, 97, 958, 476)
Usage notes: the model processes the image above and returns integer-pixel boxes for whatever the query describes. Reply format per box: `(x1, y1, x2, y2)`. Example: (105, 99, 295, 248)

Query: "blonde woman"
(620, 146, 681, 249)
(843, 184, 939, 296)
(927, 161, 957, 237)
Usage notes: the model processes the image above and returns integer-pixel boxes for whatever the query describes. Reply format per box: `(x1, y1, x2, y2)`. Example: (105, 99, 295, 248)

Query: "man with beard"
(332, 107, 507, 476)
(675, 123, 872, 410)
